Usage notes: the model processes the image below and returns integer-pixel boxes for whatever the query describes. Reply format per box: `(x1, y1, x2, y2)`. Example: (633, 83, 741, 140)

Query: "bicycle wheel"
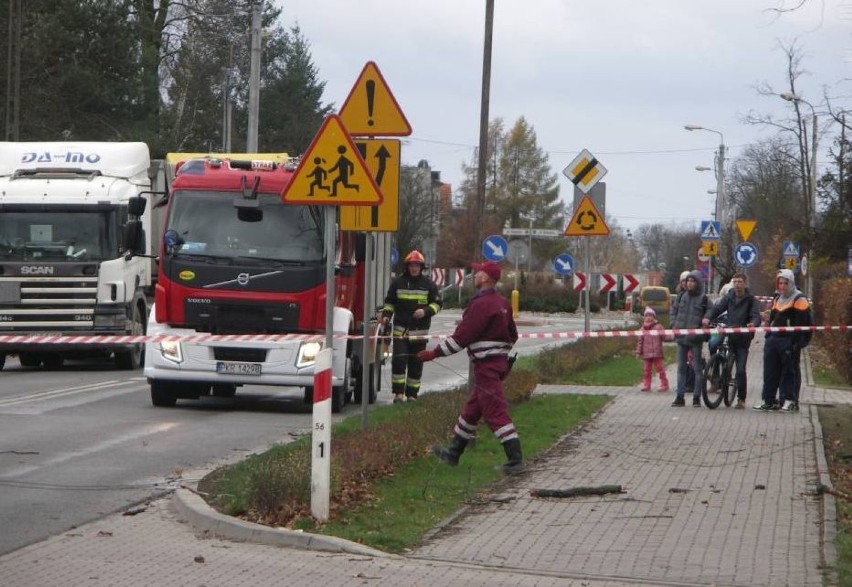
(722, 352, 737, 406)
(702, 352, 725, 409)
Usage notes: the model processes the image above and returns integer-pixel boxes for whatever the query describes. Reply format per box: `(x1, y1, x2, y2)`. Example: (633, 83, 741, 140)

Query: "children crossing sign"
(281, 115, 383, 206)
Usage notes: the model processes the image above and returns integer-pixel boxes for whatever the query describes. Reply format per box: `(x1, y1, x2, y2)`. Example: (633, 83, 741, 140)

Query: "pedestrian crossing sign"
(782, 241, 800, 258)
(700, 220, 721, 240)
(281, 115, 383, 205)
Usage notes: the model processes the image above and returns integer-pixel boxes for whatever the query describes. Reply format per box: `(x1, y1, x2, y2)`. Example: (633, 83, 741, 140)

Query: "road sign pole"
(584, 238, 590, 333)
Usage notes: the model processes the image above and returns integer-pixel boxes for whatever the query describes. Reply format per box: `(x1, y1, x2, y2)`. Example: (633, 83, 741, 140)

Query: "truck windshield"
(0, 209, 116, 261)
(166, 191, 324, 263)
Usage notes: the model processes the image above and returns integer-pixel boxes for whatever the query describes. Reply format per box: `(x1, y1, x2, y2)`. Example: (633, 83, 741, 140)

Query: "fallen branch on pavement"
(530, 485, 623, 498)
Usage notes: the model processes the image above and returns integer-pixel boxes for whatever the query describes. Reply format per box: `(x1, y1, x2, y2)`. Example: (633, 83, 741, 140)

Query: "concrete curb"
(809, 405, 840, 586)
(172, 485, 392, 558)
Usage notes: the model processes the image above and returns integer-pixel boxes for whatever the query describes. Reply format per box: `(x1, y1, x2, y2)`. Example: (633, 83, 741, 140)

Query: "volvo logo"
(21, 266, 55, 275)
(237, 273, 250, 285)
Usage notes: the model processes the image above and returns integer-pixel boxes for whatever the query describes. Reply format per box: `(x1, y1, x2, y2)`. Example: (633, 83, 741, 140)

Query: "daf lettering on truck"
(0, 141, 157, 371)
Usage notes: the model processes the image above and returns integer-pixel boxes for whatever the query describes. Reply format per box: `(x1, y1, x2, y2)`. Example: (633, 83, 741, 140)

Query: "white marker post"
(310, 348, 332, 521)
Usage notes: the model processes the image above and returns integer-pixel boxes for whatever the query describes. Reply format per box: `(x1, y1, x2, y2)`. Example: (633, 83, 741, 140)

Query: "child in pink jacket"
(635, 307, 670, 392)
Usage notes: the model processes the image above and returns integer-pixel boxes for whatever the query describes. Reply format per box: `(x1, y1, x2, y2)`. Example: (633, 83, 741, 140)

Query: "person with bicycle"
(702, 272, 762, 409)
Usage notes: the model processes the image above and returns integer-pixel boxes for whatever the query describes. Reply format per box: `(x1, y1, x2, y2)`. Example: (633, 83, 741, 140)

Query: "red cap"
(471, 261, 501, 282)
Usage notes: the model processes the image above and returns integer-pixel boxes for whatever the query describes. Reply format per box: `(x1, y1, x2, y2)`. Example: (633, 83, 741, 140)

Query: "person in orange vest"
(754, 269, 812, 412)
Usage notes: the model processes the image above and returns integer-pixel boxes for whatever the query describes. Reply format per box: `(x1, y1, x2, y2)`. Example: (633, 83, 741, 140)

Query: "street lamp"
(685, 125, 727, 227)
(779, 92, 818, 299)
(686, 124, 727, 294)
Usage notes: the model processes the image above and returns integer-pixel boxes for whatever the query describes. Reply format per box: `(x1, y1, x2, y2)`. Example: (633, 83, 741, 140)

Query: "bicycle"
(702, 322, 737, 409)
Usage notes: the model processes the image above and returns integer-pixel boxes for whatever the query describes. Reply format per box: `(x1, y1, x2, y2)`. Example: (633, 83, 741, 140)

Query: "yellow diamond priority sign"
(563, 149, 607, 194)
(282, 115, 383, 206)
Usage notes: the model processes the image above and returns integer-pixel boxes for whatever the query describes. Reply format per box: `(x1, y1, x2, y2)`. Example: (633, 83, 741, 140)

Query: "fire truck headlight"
(160, 340, 183, 363)
(296, 341, 322, 367)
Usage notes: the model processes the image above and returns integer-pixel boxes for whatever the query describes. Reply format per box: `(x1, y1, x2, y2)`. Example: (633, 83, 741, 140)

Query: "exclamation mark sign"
(365, 80, 375, 127)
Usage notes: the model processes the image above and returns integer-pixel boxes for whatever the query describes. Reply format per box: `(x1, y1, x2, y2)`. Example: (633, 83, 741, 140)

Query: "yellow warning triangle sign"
(565, 195, 610, 236)
(281, 115, 383, 205)
(339, 61, 412, 136)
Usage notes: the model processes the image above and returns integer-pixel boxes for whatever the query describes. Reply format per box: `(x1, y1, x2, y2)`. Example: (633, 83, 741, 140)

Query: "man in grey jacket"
(670, 270, 709, 407)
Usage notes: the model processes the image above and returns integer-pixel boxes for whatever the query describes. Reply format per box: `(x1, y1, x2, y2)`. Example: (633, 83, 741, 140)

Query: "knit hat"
(471, 261, 501, 282)
(643, 307, 656, 318)
(680, 270, 689, 281)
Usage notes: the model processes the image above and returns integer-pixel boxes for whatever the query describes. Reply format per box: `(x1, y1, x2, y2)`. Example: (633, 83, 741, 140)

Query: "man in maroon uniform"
(417, 261, 523, 475)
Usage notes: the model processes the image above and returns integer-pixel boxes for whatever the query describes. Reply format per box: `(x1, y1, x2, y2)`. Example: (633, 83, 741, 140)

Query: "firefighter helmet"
(404, 250, 426, 265)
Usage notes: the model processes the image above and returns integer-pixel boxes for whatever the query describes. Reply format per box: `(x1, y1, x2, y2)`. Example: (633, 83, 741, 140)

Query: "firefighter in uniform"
(417, 261, 524, 475)
(380, 250, 442, 403)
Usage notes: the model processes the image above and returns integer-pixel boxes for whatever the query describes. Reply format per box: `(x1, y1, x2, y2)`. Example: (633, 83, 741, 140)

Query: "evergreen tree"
(258, 26, 333, 155)
(452, 117, 561, 269)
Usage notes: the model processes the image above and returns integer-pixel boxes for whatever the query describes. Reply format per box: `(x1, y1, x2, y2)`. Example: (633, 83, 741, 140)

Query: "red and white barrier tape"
(0, 325, 846, 345)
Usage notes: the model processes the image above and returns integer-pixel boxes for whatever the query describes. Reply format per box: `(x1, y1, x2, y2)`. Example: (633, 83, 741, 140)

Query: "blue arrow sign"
(553, 253, 574, 276)
(482, 235, 508, 262)
(390, 248, 399, 265)
(734, 242, 758, 268)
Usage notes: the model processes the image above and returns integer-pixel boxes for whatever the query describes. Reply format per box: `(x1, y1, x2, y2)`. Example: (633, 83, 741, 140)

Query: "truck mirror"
(122, 221, 144, 254)
(128, 195, 147, 217)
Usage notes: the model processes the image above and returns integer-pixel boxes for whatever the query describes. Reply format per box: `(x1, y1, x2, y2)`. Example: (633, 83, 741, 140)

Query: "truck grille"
(183, 299, 300, 334)
(0, 277, 97, 329)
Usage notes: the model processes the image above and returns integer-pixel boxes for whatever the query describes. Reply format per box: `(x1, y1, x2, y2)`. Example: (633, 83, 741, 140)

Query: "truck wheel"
(19, 353, 41, 368)
(331, 358, 350, 414)
(212, 384, 237, 398)
(42, 353, 64, 370)
(0, 353, 5, 370)
(353, 353, 379, 404)
(115, 306, 145, 370)
(151, 381, 178, 407)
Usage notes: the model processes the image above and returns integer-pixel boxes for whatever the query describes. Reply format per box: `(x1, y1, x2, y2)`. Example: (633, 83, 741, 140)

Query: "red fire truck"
(144, 153, 388, 412)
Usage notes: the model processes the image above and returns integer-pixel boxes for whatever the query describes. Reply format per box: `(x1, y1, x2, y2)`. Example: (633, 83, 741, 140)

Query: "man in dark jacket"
(702, 272, 762, 408)
(381, 250, 442, 403)
(416, 261, 523, 475)
(670, 270, 708, 407)
(754, 269, 812, 412)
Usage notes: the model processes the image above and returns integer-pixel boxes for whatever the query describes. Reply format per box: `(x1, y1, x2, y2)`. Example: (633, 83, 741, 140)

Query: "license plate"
(216, 361, 262, 376)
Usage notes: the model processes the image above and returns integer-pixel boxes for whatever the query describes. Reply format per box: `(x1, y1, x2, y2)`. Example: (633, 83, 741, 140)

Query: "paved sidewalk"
(0, 337, 847, 586)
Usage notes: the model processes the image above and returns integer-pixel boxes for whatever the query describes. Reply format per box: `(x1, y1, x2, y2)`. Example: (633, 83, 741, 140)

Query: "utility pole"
(474, 0, 494, 258)
(5, 0, 22, 141)
(246, 1, 262, 153)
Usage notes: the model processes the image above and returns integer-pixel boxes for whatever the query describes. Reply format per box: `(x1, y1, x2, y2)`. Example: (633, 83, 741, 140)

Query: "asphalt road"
(0, 310, 631, 555)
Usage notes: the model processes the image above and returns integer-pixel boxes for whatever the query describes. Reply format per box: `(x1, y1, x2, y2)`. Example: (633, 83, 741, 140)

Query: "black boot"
(501, 438, 525, 475)
(432, 434, 468, 466)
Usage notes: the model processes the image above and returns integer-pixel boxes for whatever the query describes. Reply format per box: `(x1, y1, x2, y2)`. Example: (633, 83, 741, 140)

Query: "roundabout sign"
(734, 242, 758, 268)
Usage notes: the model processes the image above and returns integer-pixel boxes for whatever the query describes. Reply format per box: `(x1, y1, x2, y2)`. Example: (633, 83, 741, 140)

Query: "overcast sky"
(272, 0, 849, 236)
